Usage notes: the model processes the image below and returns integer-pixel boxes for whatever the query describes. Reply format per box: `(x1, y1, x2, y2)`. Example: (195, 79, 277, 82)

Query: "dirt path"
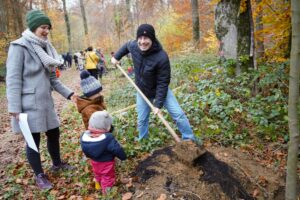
(0, 68, 82, 185)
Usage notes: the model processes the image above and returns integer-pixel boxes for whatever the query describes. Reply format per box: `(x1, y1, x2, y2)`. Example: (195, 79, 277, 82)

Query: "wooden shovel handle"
(115, 64, 181, 143)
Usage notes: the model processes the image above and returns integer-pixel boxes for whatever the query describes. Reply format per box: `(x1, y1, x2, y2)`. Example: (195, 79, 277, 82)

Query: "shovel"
(115, 64, 206, 163)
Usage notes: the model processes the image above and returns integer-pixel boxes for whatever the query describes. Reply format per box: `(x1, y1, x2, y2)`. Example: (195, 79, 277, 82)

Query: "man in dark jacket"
(111, 24, 202, 144)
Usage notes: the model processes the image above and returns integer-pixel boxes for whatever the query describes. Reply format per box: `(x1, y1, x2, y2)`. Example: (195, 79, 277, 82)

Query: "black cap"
(136, 24, 156, 42)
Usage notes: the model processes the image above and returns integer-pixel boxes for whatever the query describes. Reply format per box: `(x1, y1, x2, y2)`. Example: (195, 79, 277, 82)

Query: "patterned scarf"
(22, 29, 62, 72)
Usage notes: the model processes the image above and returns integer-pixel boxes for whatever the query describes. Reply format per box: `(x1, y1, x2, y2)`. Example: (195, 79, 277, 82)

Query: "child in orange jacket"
(76, 70, 106, 129)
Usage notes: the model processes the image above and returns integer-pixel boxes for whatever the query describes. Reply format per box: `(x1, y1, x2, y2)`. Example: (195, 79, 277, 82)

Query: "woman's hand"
(10, 113, 20, 121)
(70, 94, 78, 104)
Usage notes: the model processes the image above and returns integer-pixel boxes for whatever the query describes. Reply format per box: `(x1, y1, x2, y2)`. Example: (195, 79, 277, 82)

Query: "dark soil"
(130, 145, 286, 200)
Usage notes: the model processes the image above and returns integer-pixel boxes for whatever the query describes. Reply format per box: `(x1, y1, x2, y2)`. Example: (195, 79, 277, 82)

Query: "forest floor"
(0, 67, 293, 200)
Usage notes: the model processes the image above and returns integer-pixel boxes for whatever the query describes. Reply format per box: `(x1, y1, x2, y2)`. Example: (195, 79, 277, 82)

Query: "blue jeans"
(136, 89, 196, 141)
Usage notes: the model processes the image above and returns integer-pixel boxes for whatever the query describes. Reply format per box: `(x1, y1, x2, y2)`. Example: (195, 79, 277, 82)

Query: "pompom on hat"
(80, 70, 102, 97)
(89, 110, 113, 131)
(136, 24, 156, 42)
(26, 10, 52, 32)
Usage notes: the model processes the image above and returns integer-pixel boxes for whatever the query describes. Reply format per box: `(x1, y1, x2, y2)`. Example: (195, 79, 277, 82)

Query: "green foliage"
(106, 82, 136, 111)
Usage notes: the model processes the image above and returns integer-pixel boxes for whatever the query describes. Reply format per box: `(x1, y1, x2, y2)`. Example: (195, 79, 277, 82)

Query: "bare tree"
(191, 0, 200, 45)
(114, 4, 122, 46)
(11, 0, 24, 36)
(126, 0, 134, 37)
(285, 0, 300, 199)
(62, 0, 72, 53)
(255, 0, 264, 60)
(236, 0, 253, 74)
(80, 0, 90, 46)
(0, 0, 7, 35)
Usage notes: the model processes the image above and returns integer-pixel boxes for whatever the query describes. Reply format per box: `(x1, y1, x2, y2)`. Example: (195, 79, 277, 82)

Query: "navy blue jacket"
(114, 40, 171, 108)
(80, 131, 127, 162)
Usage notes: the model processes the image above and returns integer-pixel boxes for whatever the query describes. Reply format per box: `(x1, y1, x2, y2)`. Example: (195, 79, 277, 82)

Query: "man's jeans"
(136, 89, 196, 141)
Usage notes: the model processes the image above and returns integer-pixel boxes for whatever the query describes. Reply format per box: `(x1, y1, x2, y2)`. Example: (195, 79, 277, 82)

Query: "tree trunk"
(126, 0, 134, 38)
(79, 0, 90, 46)
(255, 0, 264, 59)
(215, 0, 241, 60)
(114, 8, 122, 47)
(42, 0, 48, 12)
(62, 0, 72, 53)
(191, 0, 200, 45)
(248, 0, 259, 96)
(11, 0, 24, 36)
(29, 0, 33, 10)
(248, 0, 255, 69)
(285, 0, 300, 199)
(236, 0, 253, 74)
(0, 0, 7, 34)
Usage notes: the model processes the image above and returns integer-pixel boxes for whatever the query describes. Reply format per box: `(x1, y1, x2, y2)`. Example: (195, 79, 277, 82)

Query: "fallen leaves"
(156, 193, 167, 200)
(122, 192, 133, 200)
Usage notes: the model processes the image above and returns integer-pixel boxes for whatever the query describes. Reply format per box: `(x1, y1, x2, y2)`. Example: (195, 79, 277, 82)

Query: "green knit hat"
(26, 10, 52, 31)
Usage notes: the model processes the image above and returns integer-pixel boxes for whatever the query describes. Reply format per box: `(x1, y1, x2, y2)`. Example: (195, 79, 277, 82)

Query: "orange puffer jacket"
(76, 95, 106, 129)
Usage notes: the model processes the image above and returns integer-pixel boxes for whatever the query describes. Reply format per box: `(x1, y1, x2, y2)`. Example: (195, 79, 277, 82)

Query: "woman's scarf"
(22, 29, 62, 72)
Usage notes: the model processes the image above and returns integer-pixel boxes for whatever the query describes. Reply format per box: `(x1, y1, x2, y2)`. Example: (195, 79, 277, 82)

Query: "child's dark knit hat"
(26, 10, 52, 31)
(80, 70, 102, 97)
(136, 24, 156, 42)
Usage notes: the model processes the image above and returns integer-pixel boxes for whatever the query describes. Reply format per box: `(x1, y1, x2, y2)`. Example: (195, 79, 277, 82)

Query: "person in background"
(66, 52, 72, 68)
(77, 51, 85, 71)
(111, 24, 202, 145)
(6, 9, 77, 190)
(80, 110, 127, 194)
(110, 51, 118, 69)
(73, 53, 79, 69)
(95, 48, 107, 79)
(85, 46, 99, 79)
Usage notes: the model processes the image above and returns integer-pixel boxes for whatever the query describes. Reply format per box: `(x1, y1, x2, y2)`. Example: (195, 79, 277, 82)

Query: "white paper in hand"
(18, 113, 39, 153)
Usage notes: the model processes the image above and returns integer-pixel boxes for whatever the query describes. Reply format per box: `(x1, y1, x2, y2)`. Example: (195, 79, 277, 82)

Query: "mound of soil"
(129, 145, 285, 200)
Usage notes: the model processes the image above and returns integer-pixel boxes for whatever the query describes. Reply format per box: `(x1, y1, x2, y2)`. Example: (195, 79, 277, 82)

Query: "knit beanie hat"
(89, 110, 113, 131)
(80, 70, 102, 97)
(26, 10, 52, 32)
(136, 24, 156, 42)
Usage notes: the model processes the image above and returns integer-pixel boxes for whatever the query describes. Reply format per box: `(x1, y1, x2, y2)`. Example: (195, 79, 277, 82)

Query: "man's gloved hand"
(111, 57, 119, 65)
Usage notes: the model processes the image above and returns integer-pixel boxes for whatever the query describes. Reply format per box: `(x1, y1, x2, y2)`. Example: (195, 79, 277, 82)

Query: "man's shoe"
(36, 173, 52, 190)
(50, 161, 75, 172)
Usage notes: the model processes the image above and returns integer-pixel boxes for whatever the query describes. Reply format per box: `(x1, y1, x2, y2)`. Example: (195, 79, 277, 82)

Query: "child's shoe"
(95, 181, 101, 190)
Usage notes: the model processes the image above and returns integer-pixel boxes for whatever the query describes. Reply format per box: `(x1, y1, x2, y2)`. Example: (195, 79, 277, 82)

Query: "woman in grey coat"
(6, 10, 77, 190)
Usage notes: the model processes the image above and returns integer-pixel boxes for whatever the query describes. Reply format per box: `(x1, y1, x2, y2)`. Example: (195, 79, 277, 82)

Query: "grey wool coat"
(6, 37, 73, 133)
